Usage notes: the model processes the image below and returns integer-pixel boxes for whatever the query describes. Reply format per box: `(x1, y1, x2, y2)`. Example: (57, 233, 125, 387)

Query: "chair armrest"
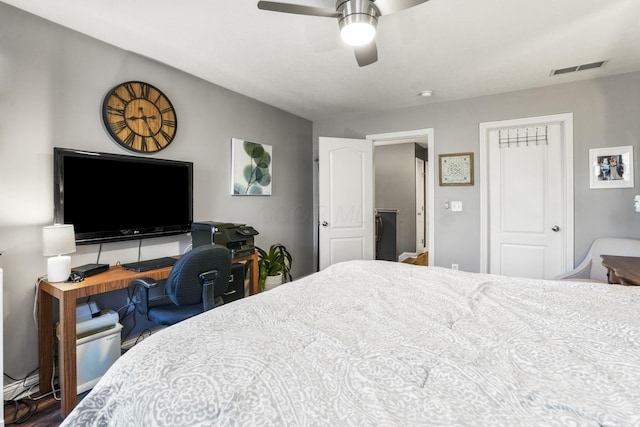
(132, 277, 157, 320)
(132, 277, 158, 288)
(554, 260, 593, 280)
(199, 269, 219, 311)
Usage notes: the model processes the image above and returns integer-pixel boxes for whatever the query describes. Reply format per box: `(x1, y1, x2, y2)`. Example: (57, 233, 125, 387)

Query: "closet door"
(480, 114, 574, 279)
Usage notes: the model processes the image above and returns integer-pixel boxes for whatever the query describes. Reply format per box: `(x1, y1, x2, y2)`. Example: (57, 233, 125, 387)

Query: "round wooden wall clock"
(102, 81, 177, 153)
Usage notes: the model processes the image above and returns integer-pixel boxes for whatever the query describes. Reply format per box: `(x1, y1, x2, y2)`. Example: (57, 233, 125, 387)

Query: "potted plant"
(257, 243, 292, 291)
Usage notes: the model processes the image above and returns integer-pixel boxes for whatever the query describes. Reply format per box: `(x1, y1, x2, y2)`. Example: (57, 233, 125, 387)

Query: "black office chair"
(132, 245, 232, 326)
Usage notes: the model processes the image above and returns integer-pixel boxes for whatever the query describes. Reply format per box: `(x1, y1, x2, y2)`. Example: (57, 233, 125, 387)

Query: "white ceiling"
(3, 0, 640, 121)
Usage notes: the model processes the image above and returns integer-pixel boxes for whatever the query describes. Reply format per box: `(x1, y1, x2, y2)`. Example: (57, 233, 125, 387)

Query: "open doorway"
(367, 129, 435, 265)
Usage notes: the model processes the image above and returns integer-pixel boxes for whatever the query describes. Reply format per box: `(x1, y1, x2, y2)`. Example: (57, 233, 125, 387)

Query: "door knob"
(551, 225, 560, 232)
(322, 221, 328, 227)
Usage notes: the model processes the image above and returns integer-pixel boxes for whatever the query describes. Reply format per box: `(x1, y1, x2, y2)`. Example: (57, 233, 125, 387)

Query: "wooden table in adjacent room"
(37, 251, 259, 418)
(601, 255, 640, 286)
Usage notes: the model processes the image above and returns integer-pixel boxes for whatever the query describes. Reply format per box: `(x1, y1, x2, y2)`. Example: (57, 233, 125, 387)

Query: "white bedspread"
(62, 261, 640, 426)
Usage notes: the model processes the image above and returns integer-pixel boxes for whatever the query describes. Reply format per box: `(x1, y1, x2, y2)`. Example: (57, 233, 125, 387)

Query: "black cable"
(96, 242, 103, 264)
(4, 398, 38, 424)
(120, 284, 139, 345)
(4, 367, 38, 401)
(3, 373, 21, 382)
(134, 329, 152, 346)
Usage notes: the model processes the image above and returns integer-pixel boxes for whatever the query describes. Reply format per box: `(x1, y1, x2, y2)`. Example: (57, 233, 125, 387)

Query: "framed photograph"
(589, 146, 634, 189)
(439, 152, 474, 186)
(231, 138, 272, 195)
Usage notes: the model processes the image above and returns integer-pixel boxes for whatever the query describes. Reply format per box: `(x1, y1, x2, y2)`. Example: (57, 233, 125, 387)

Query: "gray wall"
(374, 143, 416, 257)
(314, 71, 640, 271)
(0, 4, 313, 380)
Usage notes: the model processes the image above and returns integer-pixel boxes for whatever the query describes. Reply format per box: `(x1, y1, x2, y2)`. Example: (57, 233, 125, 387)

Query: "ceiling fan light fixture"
(340, 15, 377, 46)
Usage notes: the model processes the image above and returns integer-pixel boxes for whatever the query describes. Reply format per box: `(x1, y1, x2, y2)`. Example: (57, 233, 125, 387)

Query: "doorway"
(367, 129, 435, 264)
(316, 129, 435, 271)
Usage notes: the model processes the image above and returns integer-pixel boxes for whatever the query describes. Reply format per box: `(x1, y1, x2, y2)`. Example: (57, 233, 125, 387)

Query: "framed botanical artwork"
(439, 152, 474, 186)
(231, 138, 272, 195)
(589, 146, 634, 189)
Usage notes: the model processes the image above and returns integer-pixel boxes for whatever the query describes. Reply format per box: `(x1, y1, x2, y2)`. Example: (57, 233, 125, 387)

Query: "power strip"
(3, 372, 42, 401)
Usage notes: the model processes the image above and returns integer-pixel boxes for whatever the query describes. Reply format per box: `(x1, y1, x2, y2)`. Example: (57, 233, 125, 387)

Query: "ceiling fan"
(257, 0, 429, 67)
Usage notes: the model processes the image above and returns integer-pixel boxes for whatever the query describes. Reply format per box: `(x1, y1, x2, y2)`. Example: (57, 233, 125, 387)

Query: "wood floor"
(402, 251, 429, 266)
(4, 392, 87, 426)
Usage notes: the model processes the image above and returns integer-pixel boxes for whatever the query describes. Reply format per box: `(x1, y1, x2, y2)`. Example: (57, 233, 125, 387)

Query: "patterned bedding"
(61, 260, 640, 426)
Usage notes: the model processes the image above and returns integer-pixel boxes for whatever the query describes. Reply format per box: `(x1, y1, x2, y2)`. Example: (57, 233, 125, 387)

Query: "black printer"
(191, 221, 259, 258)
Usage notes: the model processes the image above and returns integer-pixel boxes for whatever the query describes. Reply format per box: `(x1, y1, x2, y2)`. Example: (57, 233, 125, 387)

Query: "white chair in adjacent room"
(554, 237, 640, 282)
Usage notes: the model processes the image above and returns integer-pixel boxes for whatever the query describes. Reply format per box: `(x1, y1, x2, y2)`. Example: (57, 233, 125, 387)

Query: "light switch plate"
(451, 201, 462, 212)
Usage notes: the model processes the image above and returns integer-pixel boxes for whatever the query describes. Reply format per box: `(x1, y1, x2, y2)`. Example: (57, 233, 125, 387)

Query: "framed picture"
(589, 146, 634, 189)
(439, 152, 474, 186)
(231, 138, 272, 195)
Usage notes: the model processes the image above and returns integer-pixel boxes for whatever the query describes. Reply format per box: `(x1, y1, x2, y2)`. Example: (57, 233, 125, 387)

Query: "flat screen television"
(54, 147, 193, 245)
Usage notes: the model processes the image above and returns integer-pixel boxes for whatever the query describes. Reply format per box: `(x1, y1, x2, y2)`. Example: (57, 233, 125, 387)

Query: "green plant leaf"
(243, 141, 265, 159)
(247, 185, 263, 195)
(255, 151, 271, 168)
(242, 165, 254, 183)
(257, 243, 293, 286)
(255, 167, 271, 186)
(233, 182, 247, 195)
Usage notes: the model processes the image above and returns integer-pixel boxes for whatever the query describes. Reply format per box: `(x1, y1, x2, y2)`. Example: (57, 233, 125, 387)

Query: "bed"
(61, 260, 640, 426)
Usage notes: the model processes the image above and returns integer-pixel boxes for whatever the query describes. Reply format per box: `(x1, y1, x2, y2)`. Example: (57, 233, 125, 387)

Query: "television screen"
(54, 148, 193, 244)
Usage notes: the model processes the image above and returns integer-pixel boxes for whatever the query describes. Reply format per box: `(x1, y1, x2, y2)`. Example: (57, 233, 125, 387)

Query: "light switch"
(451, 201, 462, 212)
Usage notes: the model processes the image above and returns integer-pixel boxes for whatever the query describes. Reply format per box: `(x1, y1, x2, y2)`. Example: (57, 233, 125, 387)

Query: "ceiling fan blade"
(354, 41, 378, 67)
(373, 0, 429, 15)
(257, 1, 341, 18)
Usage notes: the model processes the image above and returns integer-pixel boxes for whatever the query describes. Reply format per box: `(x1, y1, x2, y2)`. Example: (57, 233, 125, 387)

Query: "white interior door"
(481, 114, 574, 279)
(415, 158, 426, 253)
(318, 137, 374, 270)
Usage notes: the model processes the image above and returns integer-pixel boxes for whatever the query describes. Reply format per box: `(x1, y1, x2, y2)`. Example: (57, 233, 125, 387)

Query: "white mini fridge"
(76, 323, 123, 394)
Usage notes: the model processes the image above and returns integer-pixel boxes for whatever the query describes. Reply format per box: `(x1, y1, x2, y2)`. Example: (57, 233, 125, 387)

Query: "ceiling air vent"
(551, 60, 607, 76)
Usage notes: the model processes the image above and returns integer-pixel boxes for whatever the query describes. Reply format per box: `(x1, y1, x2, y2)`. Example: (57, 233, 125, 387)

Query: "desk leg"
(250, 253, 259, 295)
(58, 293, 78, 417)
(37, 289, 53, 394)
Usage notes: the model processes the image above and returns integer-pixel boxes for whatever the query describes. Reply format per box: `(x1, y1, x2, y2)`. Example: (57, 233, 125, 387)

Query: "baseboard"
(398, 252, 417, 262)
(3, 372, 41, 401)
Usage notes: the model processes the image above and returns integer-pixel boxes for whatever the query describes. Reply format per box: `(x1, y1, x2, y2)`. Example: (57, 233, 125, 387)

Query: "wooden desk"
(601, 255, 640, 286)
(38, 251, 259, 418)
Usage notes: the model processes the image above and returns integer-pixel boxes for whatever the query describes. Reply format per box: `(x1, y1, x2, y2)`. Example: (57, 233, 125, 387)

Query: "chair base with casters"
(132, 244, 232, 326)
(554, 238, 640, 282)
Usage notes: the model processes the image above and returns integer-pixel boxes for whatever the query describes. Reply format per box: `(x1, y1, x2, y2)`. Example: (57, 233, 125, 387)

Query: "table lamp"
(42, 224, 76, 282)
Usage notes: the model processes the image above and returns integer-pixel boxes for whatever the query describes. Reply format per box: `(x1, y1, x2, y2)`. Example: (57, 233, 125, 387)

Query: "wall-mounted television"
(54, 148, 193, 245)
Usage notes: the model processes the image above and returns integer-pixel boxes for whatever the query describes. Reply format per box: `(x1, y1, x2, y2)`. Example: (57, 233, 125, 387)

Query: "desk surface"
(601, 255, 640, 286)
(40, 263, 174, 298)
(38, 251, 259, 418)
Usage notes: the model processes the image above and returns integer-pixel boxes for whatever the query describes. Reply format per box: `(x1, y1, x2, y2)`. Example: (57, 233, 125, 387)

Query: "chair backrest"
(586, 238, 640, 281)
(165, 245, 231, 307)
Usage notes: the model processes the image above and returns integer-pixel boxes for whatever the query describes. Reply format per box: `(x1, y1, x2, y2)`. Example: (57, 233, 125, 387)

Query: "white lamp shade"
(43, 224, 76, 256)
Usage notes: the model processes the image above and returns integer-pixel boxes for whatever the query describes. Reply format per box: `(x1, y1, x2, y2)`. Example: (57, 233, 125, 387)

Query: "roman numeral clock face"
(102, 81, 177, 153)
